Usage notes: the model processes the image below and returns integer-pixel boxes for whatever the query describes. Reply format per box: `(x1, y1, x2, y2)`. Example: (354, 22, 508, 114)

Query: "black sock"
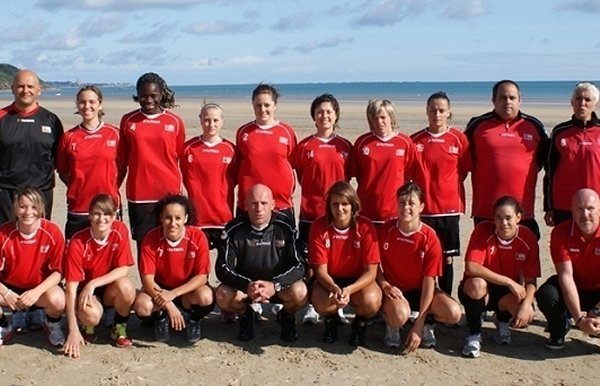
(0, 314, 7, 327)
(46, 315, 61, 323)
(113, 312, 130, 325)
(190, 304, 214, 321)
(462, 294, 486, 335)
(496, 310, 511, 323)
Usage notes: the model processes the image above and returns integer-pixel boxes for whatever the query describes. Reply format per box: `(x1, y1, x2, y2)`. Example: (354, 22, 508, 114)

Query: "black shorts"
(458, 282, 510, 312)
(298, 220, 312, 263)
(128, 201, 159, 242)
(201, 227, 224, 250)
(421, 215, 460, 257)
(474, 217, 540, 241)
(403, 288, 423, 311)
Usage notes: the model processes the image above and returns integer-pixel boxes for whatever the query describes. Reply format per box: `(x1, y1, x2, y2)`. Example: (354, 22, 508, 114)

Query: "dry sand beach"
(0, 93, 597, 385)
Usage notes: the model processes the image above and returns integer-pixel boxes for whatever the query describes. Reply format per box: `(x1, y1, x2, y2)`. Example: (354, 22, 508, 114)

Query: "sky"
(1, 0, 600, 85)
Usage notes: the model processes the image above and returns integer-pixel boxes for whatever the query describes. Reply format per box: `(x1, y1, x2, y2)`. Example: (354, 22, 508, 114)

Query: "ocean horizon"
(1, 80, 595, 105)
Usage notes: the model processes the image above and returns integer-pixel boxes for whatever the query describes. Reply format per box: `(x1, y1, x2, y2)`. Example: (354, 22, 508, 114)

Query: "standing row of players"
(1, 70, 599, 354)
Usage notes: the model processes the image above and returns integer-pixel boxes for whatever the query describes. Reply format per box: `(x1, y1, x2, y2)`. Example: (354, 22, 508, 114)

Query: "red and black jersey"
(118, 109, 185, 203)
(465, 111, 548, 219)
(550, 220, 600, 291)
(464, 222, 540, 282)
(378, 221, 442, 292)
(351, 131, 416, 224)
(181, 136, 238, 228)
(0, 103, 64, 191)
(308, 216, 380, 278)
(139, 226, 210, 288)
(410, 127, 469, 216)
(544, 112, 600, 212)
(56, 123, 121, 215)
(0, 219, 64, 289)
(293, 134, 352, 222)
(236, 121, 297, 211)
(64, 220, 134, 286)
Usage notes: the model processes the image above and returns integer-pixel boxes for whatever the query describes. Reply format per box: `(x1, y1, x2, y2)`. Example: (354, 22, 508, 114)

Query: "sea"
(0, 80, 594, 105)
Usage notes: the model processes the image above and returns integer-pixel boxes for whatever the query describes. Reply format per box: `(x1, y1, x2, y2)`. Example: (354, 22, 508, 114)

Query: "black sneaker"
(545, 336, 565, 350)
(349, 317, 367, 347)
(186, 319, 201, 343)
(277, 309, 298, 342)
(154, 316, 170, 342)
(238, 307, 255, 341)
(322, 315, 339, 343)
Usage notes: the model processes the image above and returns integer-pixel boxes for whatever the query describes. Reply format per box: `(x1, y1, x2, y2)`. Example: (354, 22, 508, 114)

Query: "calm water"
(1, 81, 593, 105)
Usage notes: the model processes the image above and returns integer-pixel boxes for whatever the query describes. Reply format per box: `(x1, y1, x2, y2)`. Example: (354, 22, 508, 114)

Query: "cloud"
(271, 11, 313, 32)
(353, 0, 430, 27)
(557, 0, 600, 12)
(230, 55, 266, 65)
(443, 0, 487, 19)
(270, 46, 289, 56)
(293, 36, 354, 54)
(184, 21, 255, 35)
(78, 12, 124, 36)
(37, 0, 204, 11)
(119, 22, 179, 43)
(0, 20, 50, 42)
(243, 8, 260, 19)
(100, 46, 169, 66)
(36, 27, 84, 51)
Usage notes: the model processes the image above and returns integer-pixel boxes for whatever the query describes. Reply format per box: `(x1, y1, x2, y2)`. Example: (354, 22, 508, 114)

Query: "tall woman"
(410, 92, 470, 295)
(0, 187, 65, 347)
(351, 99, 415, 226)
(57, 85, 122, 240)
(309, 181, 381, 346)
(119, 73, 185, 255)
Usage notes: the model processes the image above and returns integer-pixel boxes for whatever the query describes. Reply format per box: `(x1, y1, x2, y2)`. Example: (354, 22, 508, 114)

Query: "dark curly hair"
(155, 194, 197, 225)
(133, 72, 177, 109)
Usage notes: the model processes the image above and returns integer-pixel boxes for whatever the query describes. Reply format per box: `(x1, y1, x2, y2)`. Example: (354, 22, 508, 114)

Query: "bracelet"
(576, 313, 587, 325)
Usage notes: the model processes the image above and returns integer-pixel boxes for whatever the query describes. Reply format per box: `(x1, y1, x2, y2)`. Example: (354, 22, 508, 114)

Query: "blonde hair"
(13, 186, 45, 219)
(366, 98, 398, 131)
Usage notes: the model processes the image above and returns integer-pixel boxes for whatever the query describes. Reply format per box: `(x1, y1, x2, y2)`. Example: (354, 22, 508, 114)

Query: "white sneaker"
(421, 324, 437, 348)
(462, 334, 482, 358)
(409, 311, 420, 323)
(337, 308, 350, 324)
(384, 323, 401, 348)
(494, 320, 512, 345)
(270, 303, 283, 316)
(302, 304, 319, 325)
(45, 320, 65, 347)
(251, 303, 264, 316)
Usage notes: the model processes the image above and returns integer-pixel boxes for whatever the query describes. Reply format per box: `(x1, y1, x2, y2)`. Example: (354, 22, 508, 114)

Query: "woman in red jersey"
(378, 182, 461, 352)
(459, 196, 540, 358)
(351, 99, 416, 226)
(0, 187, 65, 347)
(410, 92, 470, 296)
(309, 181, 381, 346)
(294, 93, 352, 325)
(133, 195, 214, 344)
(63, 194, 136, 359)
(119, 73, 185, 256)
(57, 85, 122, 240)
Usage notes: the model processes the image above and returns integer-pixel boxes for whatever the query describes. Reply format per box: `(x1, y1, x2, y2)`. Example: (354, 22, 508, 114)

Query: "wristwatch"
(273, 282, 282, 293)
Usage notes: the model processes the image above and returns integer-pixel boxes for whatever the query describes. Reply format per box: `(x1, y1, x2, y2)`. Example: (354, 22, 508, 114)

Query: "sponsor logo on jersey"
(430, 138, 446, 143)
(579, 140, 594, 146)
(275, 239, 285, 247)
(167, 247, 184, 252)
(396, 149, 406, 157)
(516, 252, 526, 261)
(376, 142, 394, 148)
(202, 148, 219, 154)
(499, 244, 512, 250)
(279, 136, 289, 145)
(449, 145, 459, 154)
(353, 240, 361, 249)
(40, 245, 50, 253)
(595, 248, 600, 256)
(416, 144, 424, 152)
(523, 133, 533, 141)
(499, 132, 516, 138)
(397, 237, 415, 245)
(341, 151, 349, 159)
(362, 147, 370, 155)
(41, 125, 52, 134)
(250, 240, 272, 247)
(85, 134, 102, 139)
(164, 124, 175, 132)
(187, 251, 196, 259)
(19, 118, 35, 123)
(568, 248, 580, 253)
(20, 239, 36, 245)
(106, 139, 117, 147)
(223, 156, 232, 164)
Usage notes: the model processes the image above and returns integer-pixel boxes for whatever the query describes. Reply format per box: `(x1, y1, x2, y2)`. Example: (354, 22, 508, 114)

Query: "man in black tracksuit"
(216, 184, 307, 342)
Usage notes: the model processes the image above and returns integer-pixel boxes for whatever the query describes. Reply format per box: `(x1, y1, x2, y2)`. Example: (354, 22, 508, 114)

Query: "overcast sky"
(2, 0, 599, 85)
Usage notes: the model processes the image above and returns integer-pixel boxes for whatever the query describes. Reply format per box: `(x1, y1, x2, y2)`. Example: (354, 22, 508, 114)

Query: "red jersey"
(293, 134, 352, 222)
(378, 221, 442, 292)
(139, 226, 210, 288)
(410, 127, 469, 216)
(181, 136, 238, 228)
(0, 219, 64, 289)
(464, 222, 540, 282)
(119, 109, 185, 203)
(236, 121, 297, 210)
(309, 216, 380, 278)
(64, 220, 134, 286)
(550, 220, 600, 291)
(351, 132, 416, 223)
(544, 113, 600, 211)
(465, 112, 548, 219)
(56, 123, 121, 214)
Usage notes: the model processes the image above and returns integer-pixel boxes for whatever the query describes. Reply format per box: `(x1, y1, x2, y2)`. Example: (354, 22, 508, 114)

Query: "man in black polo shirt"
(0, 69, 64, 222)
(216, 184, 307, 342)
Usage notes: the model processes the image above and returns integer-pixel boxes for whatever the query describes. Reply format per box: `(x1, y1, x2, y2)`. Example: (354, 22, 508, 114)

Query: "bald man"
(216, 184, 307, 342)
(536, 188, 600, 349)
(0, 69, 64, 221)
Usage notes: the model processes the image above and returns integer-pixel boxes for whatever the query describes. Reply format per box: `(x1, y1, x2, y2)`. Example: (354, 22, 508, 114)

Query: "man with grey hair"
(536, 188, 600, 349)
(544, 81, 600, 226)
